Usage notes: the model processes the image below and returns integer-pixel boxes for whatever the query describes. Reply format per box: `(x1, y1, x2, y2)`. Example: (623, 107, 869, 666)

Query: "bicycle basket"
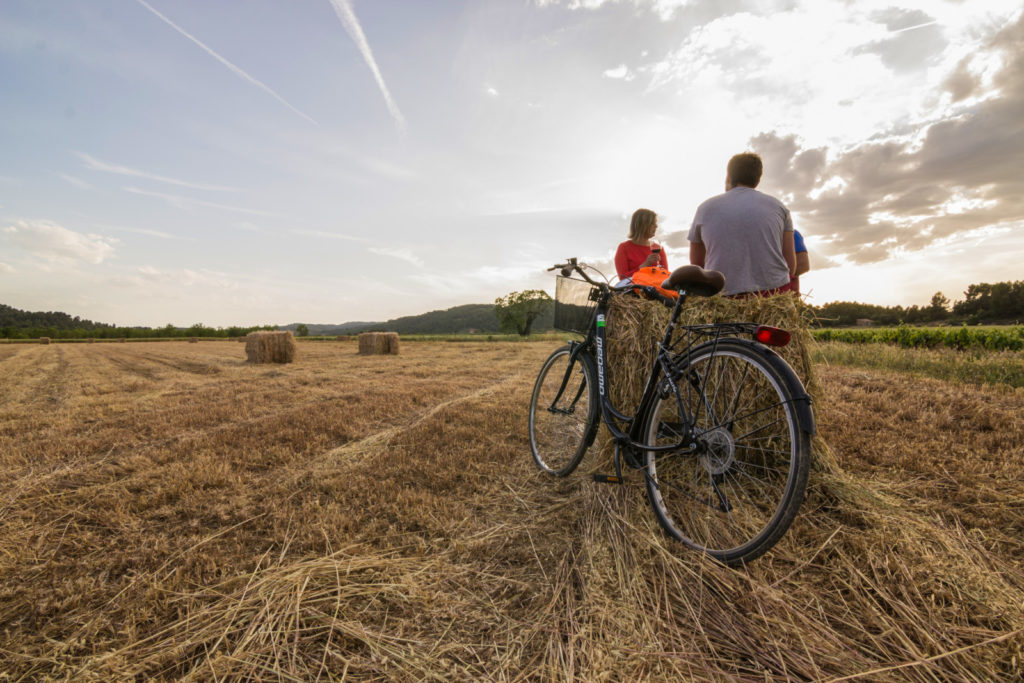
(554, 276, 599, 335)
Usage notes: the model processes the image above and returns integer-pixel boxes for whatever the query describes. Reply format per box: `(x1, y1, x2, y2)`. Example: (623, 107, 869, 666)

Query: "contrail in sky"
(889, 20, 939, 34)
(328, 0, 407, 134)
(134, 0, 318, 126)
(76, 152, 239, 191)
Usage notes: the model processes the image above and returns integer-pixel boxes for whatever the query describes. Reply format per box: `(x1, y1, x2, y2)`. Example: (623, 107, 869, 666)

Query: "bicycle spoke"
(644, 340, 808, 564)
(529, 347, 597, 476)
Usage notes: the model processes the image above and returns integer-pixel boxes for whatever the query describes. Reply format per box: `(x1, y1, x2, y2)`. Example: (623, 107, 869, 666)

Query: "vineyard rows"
(813, 324, 1024, 351)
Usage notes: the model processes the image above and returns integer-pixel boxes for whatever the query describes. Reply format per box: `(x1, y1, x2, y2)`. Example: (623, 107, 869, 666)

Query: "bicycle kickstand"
(592, 442, 627, 485)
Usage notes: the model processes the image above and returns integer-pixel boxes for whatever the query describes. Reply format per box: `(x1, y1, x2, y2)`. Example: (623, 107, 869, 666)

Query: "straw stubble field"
(0, 340, 1022, 680)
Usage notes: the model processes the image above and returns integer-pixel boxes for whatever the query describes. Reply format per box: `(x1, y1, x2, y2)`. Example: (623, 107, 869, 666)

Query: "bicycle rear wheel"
(642, 339, 810, 564)
(528, 345, 599, 476)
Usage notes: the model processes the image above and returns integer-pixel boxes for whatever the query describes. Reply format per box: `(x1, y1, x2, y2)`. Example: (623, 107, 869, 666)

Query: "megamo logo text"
(596, 314, 605, 396)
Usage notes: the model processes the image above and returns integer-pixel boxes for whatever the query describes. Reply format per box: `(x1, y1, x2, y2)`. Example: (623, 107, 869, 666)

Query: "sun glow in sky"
(1, 0, 1022, 326)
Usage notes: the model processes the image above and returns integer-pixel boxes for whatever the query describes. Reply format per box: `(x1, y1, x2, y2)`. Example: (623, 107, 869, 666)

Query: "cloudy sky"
(2, 0, 1022, 326)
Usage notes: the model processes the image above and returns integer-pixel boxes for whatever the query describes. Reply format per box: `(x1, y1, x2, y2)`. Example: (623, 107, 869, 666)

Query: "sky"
(1, 0, 1022, 327)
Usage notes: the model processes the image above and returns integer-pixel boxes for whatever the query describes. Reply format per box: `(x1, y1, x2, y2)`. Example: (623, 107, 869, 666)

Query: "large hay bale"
(604, 292, 836, 472)
(189, 337, 199, 344)
(358, 332, 400, 355)
(383, 332, 400, 355)
(245, 331, 296, 364)
(39, 337, 51, 345)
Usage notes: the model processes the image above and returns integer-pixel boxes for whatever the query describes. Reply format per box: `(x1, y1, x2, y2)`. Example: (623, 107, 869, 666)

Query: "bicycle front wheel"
(528, 345, 599, 476)
(642, 339, 810, 564)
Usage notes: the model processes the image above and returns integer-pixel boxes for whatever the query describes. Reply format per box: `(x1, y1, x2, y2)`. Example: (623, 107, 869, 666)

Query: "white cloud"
(369, 246, 423, 267)
(360, 157, 417, 181)
(111, 225, 191, 241)
(4, 220, 117, 264)
(0, 262, 14, 274)
(602, 64, 634, 80)
(58, 173, 94, 190)
(76, 152, 239, 192)
(535, 0, 693, 21)
(133, 265, 240, 289)
(472, 263, 548, 283)
(290, 228, 370, 243)
(122, 187, 278, 217)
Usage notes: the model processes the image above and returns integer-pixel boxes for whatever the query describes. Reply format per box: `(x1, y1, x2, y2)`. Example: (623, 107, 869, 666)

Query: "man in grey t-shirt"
(688, 153, 796, 297)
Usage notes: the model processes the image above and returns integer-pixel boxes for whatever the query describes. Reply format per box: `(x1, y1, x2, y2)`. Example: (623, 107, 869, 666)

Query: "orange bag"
(630, 266, 679, 299)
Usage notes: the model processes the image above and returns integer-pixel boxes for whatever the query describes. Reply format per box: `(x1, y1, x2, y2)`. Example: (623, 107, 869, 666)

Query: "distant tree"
(494, 290, 552, 336)
(927, 292, 950, 321)
(953, 281, 1024, 322)
(186, 322, 216, 338)
(295, 323, 309, 337)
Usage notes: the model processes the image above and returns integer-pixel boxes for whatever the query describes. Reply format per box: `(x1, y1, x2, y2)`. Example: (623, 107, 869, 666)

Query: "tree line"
(495, 279, 1024, 335)
(812, 280, 1024, 327)
(4, 278, 1020, 340)
(0, 305, 274, 340)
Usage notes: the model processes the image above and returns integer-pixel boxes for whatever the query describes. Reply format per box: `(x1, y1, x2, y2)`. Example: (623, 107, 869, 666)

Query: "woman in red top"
(615, 208, 668, 280)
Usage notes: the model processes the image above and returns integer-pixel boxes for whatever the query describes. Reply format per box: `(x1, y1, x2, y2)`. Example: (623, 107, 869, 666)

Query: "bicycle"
(528, 258, 815, 565)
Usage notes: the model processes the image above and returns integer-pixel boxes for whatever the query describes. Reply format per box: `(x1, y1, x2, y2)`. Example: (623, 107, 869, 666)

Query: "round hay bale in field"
(245, 330, 297, 364)
(118, 338, 126, 343)
(189, 337, 199, 343)
(603, 292, 837, 472)
(87, 338, 95, 344)
(39, 337, 51, 345)
(358, 332, 400, 355)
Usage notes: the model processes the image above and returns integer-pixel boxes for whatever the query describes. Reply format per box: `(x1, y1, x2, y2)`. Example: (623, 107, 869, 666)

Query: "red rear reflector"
(755, 326, 791, 347)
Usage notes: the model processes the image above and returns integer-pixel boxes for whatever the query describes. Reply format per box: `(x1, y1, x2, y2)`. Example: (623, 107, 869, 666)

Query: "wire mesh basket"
(554, 276, 599, 335)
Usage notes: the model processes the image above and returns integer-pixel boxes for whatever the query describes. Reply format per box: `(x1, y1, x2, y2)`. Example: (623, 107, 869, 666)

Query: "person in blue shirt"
(790, 229, 810, 294)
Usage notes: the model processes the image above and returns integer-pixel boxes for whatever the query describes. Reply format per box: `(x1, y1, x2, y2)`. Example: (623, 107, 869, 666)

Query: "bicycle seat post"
(660, 291, 687, 349)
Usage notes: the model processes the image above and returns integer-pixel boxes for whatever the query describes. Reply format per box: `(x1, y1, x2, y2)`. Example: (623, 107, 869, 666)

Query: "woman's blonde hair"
(628, 208, 658, 241)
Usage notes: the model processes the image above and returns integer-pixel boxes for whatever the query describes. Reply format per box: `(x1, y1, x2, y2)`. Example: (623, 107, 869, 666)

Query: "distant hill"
(280, 321, 380, 336)
(282, 303, 524, 335)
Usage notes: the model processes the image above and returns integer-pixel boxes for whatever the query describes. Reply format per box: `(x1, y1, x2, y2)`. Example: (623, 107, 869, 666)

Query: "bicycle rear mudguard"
(743, 341, 816, 435)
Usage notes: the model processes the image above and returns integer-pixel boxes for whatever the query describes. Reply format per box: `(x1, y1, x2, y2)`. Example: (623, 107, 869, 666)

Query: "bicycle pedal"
(592, 473, 623, 484)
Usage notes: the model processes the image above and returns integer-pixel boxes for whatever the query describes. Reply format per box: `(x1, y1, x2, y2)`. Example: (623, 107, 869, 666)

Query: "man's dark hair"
(728, 153, 763, 188)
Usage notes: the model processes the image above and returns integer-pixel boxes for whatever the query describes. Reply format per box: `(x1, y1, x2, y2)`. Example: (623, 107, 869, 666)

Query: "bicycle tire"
(528, 345, 599, 476)
(641, 338, 810, 564)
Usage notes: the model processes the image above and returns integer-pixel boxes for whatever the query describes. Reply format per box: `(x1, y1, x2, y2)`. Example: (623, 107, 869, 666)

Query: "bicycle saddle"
(661, 265, 726, 297)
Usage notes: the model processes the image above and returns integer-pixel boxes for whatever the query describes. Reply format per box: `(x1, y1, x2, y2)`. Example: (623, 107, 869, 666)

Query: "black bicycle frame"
(589, 289, 700, 470)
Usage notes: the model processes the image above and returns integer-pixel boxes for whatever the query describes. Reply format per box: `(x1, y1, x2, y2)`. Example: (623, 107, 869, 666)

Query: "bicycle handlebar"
(549, 258, 606, 289)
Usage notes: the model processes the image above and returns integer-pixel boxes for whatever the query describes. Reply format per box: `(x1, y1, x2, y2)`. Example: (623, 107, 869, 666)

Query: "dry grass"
(0, 339, 1021, 679)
